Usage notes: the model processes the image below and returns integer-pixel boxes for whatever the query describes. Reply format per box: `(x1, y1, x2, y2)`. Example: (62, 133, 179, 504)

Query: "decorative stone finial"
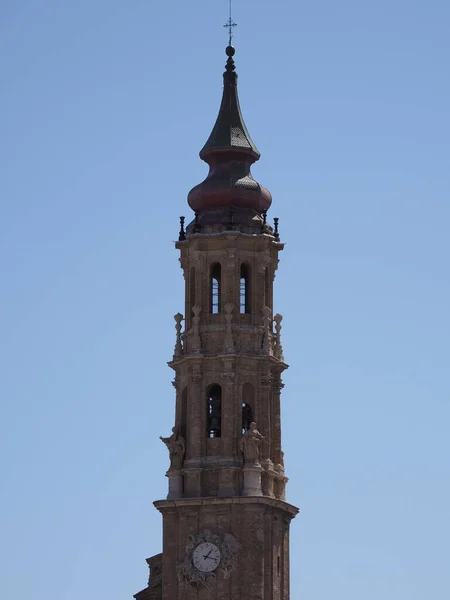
(260, 210, 267, 234)
(193, 211, 200, 233)
(273, 313, 284, 361)
(173, 313, 183, 358)
(178, 216, 186, 241)
(225, 45, 236, 74)
(273, 217, 280, 240)
(226, 44, 235, 57)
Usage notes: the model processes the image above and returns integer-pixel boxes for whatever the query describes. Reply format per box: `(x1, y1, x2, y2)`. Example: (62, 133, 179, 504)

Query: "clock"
(192, 541, 221, 573)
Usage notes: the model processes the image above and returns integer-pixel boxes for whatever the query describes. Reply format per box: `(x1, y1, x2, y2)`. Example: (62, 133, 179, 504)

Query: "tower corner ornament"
(133, 41, 298, 600)
(240, 421, 264, 464)
(159, 427, 185, 471)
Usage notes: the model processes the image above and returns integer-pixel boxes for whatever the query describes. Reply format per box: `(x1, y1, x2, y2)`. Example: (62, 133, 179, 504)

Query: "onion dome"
(188, 46, 272, 216)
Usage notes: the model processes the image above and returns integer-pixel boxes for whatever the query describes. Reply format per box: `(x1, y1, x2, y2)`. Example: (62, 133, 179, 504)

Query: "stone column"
(219, 367, 237, 496)
(172, 377, 181, 426)
(191, 305, 202, 353)
(257, 254, 270, 327)
(262, 306, 273, 355)
(223, 303, 235, 353)
(242, 463, 263, 496)
(166, 469, 183, 500)
(184, 366, 203, 497)
(161, 509, 178, 600)
(260, 372, 272, 463)
(223, 244, 238, 310)
(271, 375, 284, 467)
(221, 366, 235, 453)
(261, 464, 275, 498)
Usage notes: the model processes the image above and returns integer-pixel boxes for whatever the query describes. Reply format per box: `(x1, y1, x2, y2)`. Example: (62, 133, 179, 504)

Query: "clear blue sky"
(1, 1, 449, 598)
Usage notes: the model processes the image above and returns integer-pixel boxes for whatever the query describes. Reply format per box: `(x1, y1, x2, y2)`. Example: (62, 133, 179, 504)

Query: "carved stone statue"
(160, 427, 185, 470)
(240, 422, 264, 464)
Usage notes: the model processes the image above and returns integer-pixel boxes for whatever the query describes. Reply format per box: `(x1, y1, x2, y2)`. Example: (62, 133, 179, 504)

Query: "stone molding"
(154, 495, 299, 520)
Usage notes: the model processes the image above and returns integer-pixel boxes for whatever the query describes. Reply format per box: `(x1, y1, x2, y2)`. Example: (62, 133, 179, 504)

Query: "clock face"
(192, 541, 221, 573)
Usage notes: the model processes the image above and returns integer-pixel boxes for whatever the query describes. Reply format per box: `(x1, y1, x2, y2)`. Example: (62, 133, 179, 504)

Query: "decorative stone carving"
(160, 427, 185, 471)
(261, 469, 272, 497)
(146, 553, 163, 588)
(274, 473, 288, 501)
(275, 462, 285, 476)
(200, 332, 222, 354)
(223, 302, 235, 352)
(257, 255, 271, 275)
(273, 313, 284, 361)
(173, 313, 184, 358)
(262, 306, 272, 355)
(189, 251, 203, 269)
(238, 334, 255, 354)
(191, 305, 202, 353)
(179, 256, 188, 279)
(221, 371, 235, 384)
(224, 248, 237, 271)
(260, 373, 272, 388)
(271, 377, 284, 392)
(240, 422, 264, 465)
(177, 530, 240, 590)
(191, 365, 202, 384)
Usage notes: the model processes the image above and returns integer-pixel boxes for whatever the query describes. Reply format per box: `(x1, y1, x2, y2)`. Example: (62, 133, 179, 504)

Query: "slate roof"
(199, 46, 260, 160)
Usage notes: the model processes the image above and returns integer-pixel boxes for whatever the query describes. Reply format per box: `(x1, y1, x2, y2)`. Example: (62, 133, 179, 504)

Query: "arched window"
(207, 385, 222, 438)
(210, 263, 221, 314)
(240, 263, 250, 314)
(241, 403, 253, 434)
(190, 267, 196, 314)
(242, 383, 255, 434)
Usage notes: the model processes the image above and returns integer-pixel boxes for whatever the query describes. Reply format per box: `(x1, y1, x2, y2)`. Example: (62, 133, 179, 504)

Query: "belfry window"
(207, 385, 222, 438)
(240, 263, 250, 314)
(241, 403, 253, 434)
(242, 383, 255, 434)
(210, 263, 221, 314)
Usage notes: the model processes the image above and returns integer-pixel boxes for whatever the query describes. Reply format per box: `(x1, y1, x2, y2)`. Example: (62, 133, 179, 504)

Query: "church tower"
(134, 44, 299, 600)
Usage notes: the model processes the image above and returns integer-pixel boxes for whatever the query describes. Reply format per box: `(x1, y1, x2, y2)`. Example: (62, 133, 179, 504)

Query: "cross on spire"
(223, 0, 237, 46)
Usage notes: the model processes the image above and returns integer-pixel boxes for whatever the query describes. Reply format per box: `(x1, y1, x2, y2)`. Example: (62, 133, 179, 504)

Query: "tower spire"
(187, 45, 272, 224)
(134, 29, 298, 600)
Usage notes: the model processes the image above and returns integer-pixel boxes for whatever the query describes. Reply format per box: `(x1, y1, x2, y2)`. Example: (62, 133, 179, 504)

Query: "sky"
(1, 1, 449, 599)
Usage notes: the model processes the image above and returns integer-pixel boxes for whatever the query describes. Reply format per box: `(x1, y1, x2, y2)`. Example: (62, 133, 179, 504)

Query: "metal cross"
(223, 0, 237, 45)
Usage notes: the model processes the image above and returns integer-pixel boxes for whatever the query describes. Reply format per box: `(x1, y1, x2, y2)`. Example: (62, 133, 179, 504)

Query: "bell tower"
(134, 45, 298, 600)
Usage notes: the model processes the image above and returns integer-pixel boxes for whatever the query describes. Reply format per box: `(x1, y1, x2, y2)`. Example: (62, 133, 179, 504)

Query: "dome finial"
(225, 44, 236, 74)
